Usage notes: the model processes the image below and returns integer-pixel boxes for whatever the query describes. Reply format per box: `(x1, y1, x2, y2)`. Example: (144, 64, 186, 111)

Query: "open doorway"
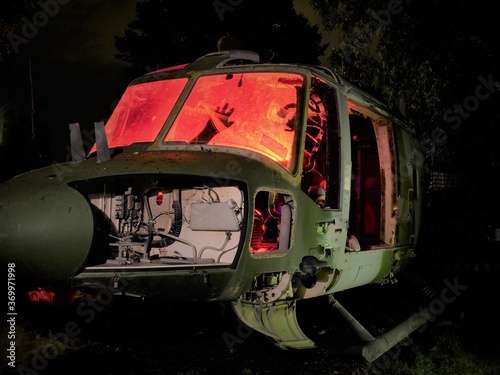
(348, 102, 396, 250)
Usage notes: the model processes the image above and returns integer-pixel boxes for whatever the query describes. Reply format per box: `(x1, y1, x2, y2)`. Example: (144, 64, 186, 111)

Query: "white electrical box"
(190, 201, 240, 231)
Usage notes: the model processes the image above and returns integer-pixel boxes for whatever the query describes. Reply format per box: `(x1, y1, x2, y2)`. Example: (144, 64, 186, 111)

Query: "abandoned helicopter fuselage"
(0, 50, 425, 362)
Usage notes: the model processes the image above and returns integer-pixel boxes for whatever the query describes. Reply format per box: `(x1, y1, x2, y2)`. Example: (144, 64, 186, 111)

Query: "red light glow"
(165, 72, 304, 170)
(89, 78, 188, 154)
(156, 191, 164, 205)
(28, 287, 55, 304)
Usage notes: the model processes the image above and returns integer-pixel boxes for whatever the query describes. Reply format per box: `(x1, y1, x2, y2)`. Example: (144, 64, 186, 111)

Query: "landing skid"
(329, 295, 435, 363)
(232, 294, 434, 363)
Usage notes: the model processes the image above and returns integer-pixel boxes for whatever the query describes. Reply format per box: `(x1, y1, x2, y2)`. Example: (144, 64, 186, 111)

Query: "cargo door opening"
(348, 102, 396, 250)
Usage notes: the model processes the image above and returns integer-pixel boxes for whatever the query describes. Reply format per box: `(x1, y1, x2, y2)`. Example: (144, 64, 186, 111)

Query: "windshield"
(90, 78, 188, 152)
(164, 72, 304, 171)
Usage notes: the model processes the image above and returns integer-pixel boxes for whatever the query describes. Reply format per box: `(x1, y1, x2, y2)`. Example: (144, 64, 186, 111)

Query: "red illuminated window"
(89, 78, 188, 153)
(164, 73, 304, 171)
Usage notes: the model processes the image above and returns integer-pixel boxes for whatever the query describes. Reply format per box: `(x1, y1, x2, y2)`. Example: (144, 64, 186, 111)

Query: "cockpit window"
(91, 78, 188, 152)
(164, 73, 304, 171)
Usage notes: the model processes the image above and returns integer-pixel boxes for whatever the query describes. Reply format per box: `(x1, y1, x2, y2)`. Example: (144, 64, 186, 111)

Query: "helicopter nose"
(0, 175, 94, 285)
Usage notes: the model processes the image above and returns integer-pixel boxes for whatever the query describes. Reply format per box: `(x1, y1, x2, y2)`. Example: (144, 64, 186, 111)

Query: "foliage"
(385, 331, 500, 375)
(115, 0, 327, 78)
(0, 0, 38, 62)
(309, 0, 500, 168)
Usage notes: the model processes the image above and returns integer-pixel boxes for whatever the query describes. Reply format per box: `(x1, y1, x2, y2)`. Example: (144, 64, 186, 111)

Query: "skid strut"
(328, 295, 434, 363)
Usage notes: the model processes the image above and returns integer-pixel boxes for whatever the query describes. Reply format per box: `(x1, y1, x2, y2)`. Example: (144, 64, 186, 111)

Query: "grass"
(3, 293, 499, 374)
(383, 330, 500, 375)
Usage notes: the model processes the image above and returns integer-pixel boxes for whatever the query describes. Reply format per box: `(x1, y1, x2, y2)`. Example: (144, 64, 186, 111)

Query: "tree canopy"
(115, 0, 327, 77)
(0, 0, 40, 62)
(309, 0, 500, 170)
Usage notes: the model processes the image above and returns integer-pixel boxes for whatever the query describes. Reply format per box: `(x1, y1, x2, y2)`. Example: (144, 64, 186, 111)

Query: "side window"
(301, 78, 341, 210)
(347, 101, 396, 249)
(250, 190, 294, 256)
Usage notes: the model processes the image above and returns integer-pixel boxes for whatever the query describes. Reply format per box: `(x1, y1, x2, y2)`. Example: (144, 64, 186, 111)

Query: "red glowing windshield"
(164, 72, 304, 170)
(90, 78, 187, 152)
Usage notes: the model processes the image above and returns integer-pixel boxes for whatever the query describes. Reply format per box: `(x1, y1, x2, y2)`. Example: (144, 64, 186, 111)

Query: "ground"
(2, 269, 500, 375)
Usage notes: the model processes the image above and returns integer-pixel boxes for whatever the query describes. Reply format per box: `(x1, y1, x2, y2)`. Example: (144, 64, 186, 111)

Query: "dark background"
(1, 1, 500, 373)
(0, 0, 137, 180)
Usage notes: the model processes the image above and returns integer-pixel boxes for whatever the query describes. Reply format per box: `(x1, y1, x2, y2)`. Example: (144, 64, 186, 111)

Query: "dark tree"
(0, 0, 40, 62)
(309, 0, 500, 168)
(115, 0, 327, 77)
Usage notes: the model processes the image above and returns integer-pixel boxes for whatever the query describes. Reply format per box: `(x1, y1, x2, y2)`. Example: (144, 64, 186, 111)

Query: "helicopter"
(0, 50, 427, 363)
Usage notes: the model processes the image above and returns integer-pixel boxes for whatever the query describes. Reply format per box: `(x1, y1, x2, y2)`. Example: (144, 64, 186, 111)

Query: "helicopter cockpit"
(164, 72, 305, 172)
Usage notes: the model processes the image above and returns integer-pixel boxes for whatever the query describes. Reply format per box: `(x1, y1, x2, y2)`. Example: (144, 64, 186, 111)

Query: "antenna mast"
(29, 56, 35, 140)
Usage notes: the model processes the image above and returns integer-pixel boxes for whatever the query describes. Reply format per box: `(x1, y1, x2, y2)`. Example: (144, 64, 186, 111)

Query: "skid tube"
(328, 294, 434, 363)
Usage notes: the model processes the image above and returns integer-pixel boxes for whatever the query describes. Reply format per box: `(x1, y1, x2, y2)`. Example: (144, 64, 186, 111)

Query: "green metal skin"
(0, 149, 344, 297)
(0, 171, 94, 284)
(0, 51, 424, 354)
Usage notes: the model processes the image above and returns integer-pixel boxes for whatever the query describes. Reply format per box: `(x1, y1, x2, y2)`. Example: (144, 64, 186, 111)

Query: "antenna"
(29, 56, 35, 140)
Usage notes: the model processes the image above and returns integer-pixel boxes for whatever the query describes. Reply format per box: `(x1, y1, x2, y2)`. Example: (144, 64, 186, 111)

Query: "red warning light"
(156, 191, 164, 205)
(28, 287, 55, 304)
